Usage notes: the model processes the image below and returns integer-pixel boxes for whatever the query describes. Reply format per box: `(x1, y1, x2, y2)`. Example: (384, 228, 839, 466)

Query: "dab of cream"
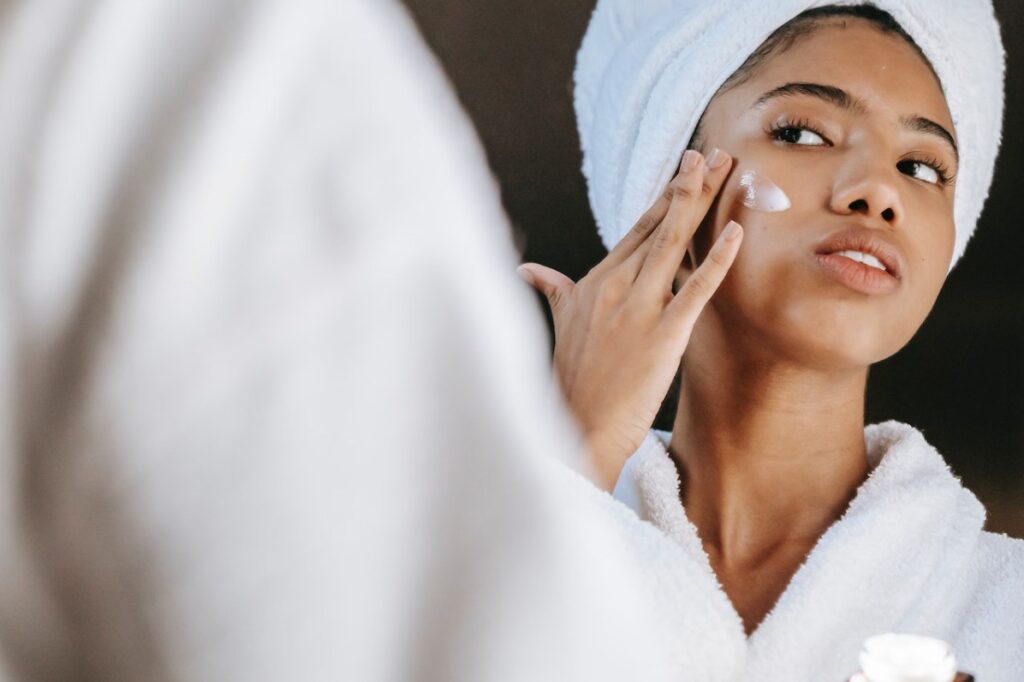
(738, 170, 791, 212)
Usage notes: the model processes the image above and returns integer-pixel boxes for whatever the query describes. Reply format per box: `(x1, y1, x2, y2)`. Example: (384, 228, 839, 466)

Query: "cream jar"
(854, 633, 958, 682)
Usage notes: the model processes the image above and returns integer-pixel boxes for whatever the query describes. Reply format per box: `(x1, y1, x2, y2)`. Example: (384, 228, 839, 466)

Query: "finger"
(632, 147, 733, 290)
(609, 149, 704, 272)
(595, 154, 689, 274)
(623, 171, 700, 285)
(663, 220, 743, 332)
(517, 263, 575, 312)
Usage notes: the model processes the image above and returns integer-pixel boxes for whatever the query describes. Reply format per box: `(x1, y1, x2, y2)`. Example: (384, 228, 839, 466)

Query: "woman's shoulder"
(961, 529, 1024, 621)
(948, 530, 1024, 677)
(974, 529, 1024, 577)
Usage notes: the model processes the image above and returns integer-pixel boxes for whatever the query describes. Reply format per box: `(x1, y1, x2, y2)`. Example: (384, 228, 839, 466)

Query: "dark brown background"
(402, 1, 1024, 536)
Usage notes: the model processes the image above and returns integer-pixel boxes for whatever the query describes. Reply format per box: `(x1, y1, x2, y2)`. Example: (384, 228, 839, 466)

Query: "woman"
(517, 2, 1023, 680)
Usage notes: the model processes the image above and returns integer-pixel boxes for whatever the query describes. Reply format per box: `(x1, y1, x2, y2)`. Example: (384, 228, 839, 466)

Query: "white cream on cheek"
(738, 169, 791, 212)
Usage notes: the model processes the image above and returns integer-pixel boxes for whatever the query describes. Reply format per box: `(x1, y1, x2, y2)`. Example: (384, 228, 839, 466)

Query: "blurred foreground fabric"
(0, 0, 675, 679)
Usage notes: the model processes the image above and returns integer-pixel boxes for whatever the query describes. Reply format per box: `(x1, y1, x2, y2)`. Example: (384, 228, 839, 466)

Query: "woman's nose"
(828, 156, 904, 227)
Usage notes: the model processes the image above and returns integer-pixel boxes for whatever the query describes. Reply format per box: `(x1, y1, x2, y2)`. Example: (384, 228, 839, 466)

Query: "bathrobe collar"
(612, 419, 987, 678)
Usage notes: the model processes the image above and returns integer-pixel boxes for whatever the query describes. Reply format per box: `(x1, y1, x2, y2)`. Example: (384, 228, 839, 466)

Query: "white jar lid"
(859, 633, 957, 682)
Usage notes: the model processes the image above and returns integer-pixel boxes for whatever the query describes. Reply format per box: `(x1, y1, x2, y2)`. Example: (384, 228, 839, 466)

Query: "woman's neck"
(668, 354, 870, 570)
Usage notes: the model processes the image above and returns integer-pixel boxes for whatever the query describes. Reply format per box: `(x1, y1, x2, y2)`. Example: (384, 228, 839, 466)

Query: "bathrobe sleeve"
(0, 0, 683, 680)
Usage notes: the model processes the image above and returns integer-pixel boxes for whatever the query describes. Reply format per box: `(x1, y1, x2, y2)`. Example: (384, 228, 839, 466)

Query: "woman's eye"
(769, 120, 952, 187)
(773, 126, 827, 146)
(897, 159, 942, 186)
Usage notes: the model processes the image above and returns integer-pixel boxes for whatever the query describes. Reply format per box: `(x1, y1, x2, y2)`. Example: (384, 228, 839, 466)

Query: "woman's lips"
(814, 252, 901, 295)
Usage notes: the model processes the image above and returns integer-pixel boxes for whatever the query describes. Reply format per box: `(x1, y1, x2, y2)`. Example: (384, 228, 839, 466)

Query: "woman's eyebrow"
(752, 81, 959, 164)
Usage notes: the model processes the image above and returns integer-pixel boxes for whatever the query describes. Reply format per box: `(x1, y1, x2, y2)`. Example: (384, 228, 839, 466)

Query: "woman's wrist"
(583, 434, 631, 493)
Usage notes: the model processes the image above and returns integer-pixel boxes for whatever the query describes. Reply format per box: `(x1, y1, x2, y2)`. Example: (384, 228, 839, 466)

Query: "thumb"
(517, 263, 574, 311)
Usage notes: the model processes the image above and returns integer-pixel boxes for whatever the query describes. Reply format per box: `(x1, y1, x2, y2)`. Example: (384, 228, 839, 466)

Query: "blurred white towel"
(0, 0, 680, 680)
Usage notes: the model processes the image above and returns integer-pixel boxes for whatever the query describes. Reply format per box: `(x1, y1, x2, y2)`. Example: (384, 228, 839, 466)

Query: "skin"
(519, 17, 958, 638)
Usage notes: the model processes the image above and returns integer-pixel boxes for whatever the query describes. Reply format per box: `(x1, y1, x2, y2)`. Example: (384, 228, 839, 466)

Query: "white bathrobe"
(0, 0, 680, 680)
(555, 419, 1024, 681)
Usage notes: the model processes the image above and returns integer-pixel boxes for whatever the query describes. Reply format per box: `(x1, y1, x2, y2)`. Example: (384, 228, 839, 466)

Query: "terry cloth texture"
(0, 0, 681, 680)
(593, 419, 1024, 681)
(574, 0, 1006, 273)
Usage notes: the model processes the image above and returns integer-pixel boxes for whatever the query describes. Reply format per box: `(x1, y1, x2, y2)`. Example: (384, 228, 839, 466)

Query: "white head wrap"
(574, 0, 1006, 273)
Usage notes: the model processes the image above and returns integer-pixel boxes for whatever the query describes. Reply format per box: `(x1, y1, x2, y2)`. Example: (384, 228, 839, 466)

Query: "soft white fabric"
(0, 0, 681, 680)
(604, 419, 1024, 681)
(574, 0, 1006, 273)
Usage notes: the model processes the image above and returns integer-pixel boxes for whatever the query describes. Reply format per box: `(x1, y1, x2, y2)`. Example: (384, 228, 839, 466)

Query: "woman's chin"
(738, 310, 892, 372)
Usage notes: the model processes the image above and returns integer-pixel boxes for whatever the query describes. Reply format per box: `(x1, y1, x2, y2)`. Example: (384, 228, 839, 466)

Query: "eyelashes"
(764, 116, 829, 145)
(898, 154, 955, 187)
(763, 116, 956, 187)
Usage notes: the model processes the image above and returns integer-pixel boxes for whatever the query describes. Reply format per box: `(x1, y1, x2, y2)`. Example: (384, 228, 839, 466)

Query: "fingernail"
(681, 149, 702, 172)
(723, 220, 742, 241)
(516, 264, 533, 284)
(706, 147, 728, 169)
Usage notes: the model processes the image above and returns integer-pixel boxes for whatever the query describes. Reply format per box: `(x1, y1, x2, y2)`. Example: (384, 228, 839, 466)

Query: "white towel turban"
(574, 0, 1006, 274)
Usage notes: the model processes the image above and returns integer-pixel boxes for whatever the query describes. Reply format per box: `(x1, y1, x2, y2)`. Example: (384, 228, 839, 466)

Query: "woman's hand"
(516, 148, 742, 491)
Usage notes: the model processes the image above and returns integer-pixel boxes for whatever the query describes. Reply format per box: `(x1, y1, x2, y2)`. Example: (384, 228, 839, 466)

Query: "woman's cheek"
(907, 214, 955, 295)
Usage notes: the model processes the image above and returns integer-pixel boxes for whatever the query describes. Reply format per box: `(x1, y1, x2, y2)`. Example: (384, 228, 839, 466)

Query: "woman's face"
(685, 20, 957, 370)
